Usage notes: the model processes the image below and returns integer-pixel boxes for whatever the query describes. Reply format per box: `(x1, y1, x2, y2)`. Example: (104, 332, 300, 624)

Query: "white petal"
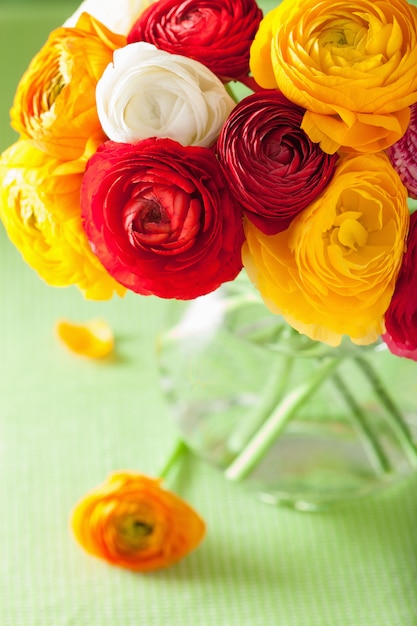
(95, 42, 235, 147)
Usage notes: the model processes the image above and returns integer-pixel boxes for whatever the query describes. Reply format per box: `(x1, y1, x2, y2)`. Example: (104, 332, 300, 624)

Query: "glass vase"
(157, 274, 417, 511)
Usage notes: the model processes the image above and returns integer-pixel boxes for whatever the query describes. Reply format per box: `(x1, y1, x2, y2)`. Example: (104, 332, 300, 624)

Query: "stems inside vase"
(354, 356, 417, 469)
(224, 349, 417, 484)
(330, 372, 392, 474)
(225, 357, 344, 482)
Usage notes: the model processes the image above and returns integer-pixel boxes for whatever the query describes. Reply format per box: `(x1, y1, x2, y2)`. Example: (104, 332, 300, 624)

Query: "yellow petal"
(249, 9, 278, 88)
(0, 140, 125, 300)
(55, 318, 114, 358)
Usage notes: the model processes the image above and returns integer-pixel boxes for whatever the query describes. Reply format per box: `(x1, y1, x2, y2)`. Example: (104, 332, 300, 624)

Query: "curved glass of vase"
(158, 274, 417, 511)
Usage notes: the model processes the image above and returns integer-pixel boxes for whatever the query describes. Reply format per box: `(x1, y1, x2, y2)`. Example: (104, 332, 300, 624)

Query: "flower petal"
(55, 318, 114, 358)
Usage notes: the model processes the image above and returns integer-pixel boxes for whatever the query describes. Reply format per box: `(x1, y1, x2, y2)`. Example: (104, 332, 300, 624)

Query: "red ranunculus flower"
(80, 138, 244, 299)
(127, 0, 263, 82)
(216, 91, 338, 235)
(383, 211, 417, 360)
(387, 103, 417, 200)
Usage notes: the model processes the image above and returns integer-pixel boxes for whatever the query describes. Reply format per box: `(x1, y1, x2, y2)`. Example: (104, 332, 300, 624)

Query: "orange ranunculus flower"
(250, 0, 417, 154)
(242, 152, 409, 346)
(10, 13, 126, 163)
(71, 472, 206, 571)
(0, 140, 125, 299)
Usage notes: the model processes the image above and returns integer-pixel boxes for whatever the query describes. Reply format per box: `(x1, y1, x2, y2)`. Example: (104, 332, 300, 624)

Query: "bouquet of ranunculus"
(3, 0, 417, 570)
(2, 0, 417, 356)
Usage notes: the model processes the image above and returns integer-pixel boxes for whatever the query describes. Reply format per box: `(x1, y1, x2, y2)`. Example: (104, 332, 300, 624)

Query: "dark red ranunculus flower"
(216, 91, 338, 235)
(387, 103, 417, 200)
(80, 138, 244, 299)
(383, 211, 417, 360)
(127, 0, 263, 82)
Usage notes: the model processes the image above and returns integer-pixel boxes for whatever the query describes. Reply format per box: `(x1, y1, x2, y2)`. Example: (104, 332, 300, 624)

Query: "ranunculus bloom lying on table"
(71, 472, 206, 571)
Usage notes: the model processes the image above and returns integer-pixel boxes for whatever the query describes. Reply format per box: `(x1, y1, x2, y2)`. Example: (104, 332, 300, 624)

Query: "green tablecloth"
(1, 3, 417, 625)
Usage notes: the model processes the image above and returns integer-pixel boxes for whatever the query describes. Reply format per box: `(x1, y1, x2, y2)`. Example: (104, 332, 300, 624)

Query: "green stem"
(225, 356, 343, 482)
(228, 354, 295, 453)
(354, 356, 417, 469)
(159, 439, 189, 481)
(331, 372, 392, 474)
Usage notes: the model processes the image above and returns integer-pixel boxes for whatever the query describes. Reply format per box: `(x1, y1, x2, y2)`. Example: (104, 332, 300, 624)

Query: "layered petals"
(127, 0, 263, 81)
(80, 138, 244, 299)
(250, 0, 417, 153)
(72, 472, 206, 571)
(95, 42, 235, 147)
(387, 103, 417, 199)
(216, 91, 338, 234)
(0, 140, 124, 299)
(10, 13, 126, 162)
(243, 152, 409, 345)
(383, 211, 417, 359)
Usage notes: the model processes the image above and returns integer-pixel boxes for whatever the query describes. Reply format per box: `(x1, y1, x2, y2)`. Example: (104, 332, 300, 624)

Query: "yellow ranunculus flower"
(242, 152, 409, 346)
(250, 0, 417, 154)
(10, 13, 126, 163)
(0, 140, 125, 300)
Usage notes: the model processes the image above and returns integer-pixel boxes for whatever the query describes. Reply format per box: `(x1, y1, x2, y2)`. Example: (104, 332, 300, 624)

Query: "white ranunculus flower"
(95, 42, 236, 148)
(64, 0, 154, 34)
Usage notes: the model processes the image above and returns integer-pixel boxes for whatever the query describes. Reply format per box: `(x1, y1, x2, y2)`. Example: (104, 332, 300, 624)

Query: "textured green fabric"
(1, 3, 417, 625)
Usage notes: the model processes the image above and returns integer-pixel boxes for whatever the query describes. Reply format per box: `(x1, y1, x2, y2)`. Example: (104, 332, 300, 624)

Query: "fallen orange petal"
(55, 318, 114, 358)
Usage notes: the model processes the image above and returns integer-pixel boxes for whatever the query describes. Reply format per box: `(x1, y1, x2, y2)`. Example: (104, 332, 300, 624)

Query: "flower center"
(122, 183, 201, 255)
(319, 19, 366, 49)
(322, 185, 386, 257)
(38, 59, 67, 124)
(125, 197, 171, 240)
(171, 5, 219, 41)
(118, 514, 154, 550)
(313, 17, 369, 70)
(264, 130, 294, 164)
(329, 211, 368, 252)
(180, 9, 204, 29)
(140, 200, 166, 226)
(15, 184, 49, 233)
(45, 73, 65, 110)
